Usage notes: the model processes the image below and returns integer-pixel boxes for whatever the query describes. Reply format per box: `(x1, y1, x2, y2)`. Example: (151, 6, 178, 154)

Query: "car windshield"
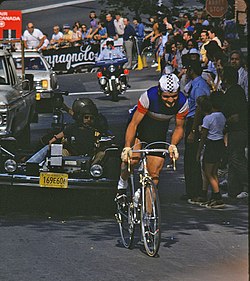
(14, 56, 47, 71)
(0, 57, 8, 84)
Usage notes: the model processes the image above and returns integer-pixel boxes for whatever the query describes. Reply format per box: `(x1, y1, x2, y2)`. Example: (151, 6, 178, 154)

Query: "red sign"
(0, 10, 22, 39)
(206, 0, 228, 18)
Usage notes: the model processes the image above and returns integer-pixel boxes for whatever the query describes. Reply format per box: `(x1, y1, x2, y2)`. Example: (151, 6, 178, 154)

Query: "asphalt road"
(0, 1, 248, 281)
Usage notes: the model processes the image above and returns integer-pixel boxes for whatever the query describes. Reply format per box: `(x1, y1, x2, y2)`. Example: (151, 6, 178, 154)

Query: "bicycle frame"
(116, 141, 177, 256)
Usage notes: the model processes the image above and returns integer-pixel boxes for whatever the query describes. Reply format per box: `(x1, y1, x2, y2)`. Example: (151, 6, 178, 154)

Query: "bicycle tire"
(116, 177, 135, 249)
(141, 178, 161, 257)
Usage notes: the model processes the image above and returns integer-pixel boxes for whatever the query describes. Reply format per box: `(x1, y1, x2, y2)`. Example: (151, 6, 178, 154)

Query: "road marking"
(22, 0, 95, 14)
(68, 89, 148, 96)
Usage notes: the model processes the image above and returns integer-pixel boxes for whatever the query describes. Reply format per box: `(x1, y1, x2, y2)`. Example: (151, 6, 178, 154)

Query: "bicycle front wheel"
(116, 178, 135, 249)
(141, 178, 161, 257)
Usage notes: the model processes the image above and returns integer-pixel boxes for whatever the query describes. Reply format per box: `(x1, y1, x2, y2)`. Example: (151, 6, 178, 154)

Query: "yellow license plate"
(39, 172, 68, 188)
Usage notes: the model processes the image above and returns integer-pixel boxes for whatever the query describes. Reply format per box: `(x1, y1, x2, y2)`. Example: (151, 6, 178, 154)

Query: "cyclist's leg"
(117, 138, 141, 194)
(146, 155, 165, 186)
(145, 155, 164, 214)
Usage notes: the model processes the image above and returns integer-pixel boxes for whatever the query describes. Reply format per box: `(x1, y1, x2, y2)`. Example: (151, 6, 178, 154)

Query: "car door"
(6, 55, 30, 134)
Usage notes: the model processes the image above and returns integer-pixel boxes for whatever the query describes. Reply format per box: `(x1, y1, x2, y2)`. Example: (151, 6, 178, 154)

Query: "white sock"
(117, 176, 128, 190)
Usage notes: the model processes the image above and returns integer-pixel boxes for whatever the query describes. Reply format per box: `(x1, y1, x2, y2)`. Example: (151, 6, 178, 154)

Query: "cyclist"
(116, 73, 189, 197)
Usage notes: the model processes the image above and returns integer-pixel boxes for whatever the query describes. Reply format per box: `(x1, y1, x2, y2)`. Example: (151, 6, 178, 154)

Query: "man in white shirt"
(50, 25, 63, 45)
(23, 22, 44, 50)
(114, 13, 125, 37)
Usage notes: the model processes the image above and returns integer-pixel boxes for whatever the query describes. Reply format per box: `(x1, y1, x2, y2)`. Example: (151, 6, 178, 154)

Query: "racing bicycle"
(115, 141, 176, 257)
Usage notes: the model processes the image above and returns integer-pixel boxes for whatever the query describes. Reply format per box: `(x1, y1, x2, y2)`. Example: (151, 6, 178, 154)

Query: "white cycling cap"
(159, 73, 180, 92)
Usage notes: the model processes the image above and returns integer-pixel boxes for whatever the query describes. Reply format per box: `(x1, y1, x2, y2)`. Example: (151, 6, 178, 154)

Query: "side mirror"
(22, 73, 34, 90)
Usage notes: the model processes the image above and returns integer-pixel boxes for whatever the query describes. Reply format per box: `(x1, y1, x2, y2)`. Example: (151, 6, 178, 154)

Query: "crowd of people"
(20, 8, 248, 207)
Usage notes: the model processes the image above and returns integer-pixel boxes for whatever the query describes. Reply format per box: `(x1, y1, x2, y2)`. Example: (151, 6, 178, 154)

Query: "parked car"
(12, 50, 59, 113)
(0, 48, 36, 146)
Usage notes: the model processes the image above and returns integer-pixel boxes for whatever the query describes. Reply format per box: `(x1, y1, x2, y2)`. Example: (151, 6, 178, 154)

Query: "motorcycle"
(96, 57, 130, 102)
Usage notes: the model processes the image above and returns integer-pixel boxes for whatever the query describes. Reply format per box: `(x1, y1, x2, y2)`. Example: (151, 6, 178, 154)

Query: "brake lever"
(172, 157, 176, 171)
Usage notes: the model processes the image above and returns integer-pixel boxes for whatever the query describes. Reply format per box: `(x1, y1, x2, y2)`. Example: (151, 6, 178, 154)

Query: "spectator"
(196, 93, 226, 208)
(183, 13, 191, 29)
(223, 14, 238, 40)
(221, 38, 232, 58)
(62, 24, 73, 45)
(158, 23, 171, 69)
(133, 17, 145, 54)
(50, 25, 63, 46)
(176, 37, 189, 55)
(164, 41, 181, 75)
(183, 60, 210, 203)
(204, 40, 222, 78)
(122, 17, 136, 69)
(105, 13, 118, 40)
(221, 66, 248, 199)
(162, 16, 173, 33)
(88, 11, 99, 38)
(173, 20, 184, 37)
(187, 48, 202, 63)
(201, 13, 210, 27)
(212, 54, 227, 91)
(182, 30, 192, 42)
(187, 17, 197, 32)
(208, 26, 222, 48)
(93, 21, 108, 42)
(229, 50, 248, 101)
(144, 16, 161, 68)
(39, 33, 50, 51)
(199, 30, 210, 65)
(23, 22, 44, 50)
(71, 24, 82, 46)
(114, 13, 125, 38)
(74, 21, 81, 31)
(81, 24, 90, 41)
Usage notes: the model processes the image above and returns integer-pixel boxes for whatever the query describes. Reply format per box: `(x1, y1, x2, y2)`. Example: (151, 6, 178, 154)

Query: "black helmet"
(106, 38, 114, 47)
(72, 98, 98, 121)
(79, 104, 98, 116)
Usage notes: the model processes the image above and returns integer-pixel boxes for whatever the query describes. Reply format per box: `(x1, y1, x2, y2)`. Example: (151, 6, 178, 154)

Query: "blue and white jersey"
(133, 86, 188, 121)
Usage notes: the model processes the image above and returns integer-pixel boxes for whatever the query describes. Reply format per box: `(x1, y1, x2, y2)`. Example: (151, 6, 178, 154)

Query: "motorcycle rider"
(96, 38, 125, 61)
(27, 98, 110, 164)
(49, 98, 108, 156)
(96, 39, 129, 95)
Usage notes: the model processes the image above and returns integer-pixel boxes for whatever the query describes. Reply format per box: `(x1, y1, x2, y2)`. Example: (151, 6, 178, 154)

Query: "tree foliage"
(98, 0, 171, 21)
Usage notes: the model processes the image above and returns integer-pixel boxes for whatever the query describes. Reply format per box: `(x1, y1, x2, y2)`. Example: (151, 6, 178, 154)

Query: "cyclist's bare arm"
(125, 110, 145, 148)
(171, 118, 185, 146)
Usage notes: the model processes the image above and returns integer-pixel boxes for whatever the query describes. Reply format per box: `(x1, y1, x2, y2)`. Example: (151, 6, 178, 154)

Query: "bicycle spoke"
(141, 180, 161, 257)
(116, 179, 135, 249)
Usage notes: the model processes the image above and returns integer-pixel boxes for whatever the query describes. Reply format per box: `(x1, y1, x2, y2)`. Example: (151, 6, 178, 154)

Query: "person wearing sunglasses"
(23, 22, 44, 50)
(49, 98, 103, 156)
(116, 73, 189, 198)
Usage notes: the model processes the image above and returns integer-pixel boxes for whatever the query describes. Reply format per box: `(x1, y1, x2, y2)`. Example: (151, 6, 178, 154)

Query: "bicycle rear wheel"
(116, 178, 135, 248)
(141, 178, 161, 257)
